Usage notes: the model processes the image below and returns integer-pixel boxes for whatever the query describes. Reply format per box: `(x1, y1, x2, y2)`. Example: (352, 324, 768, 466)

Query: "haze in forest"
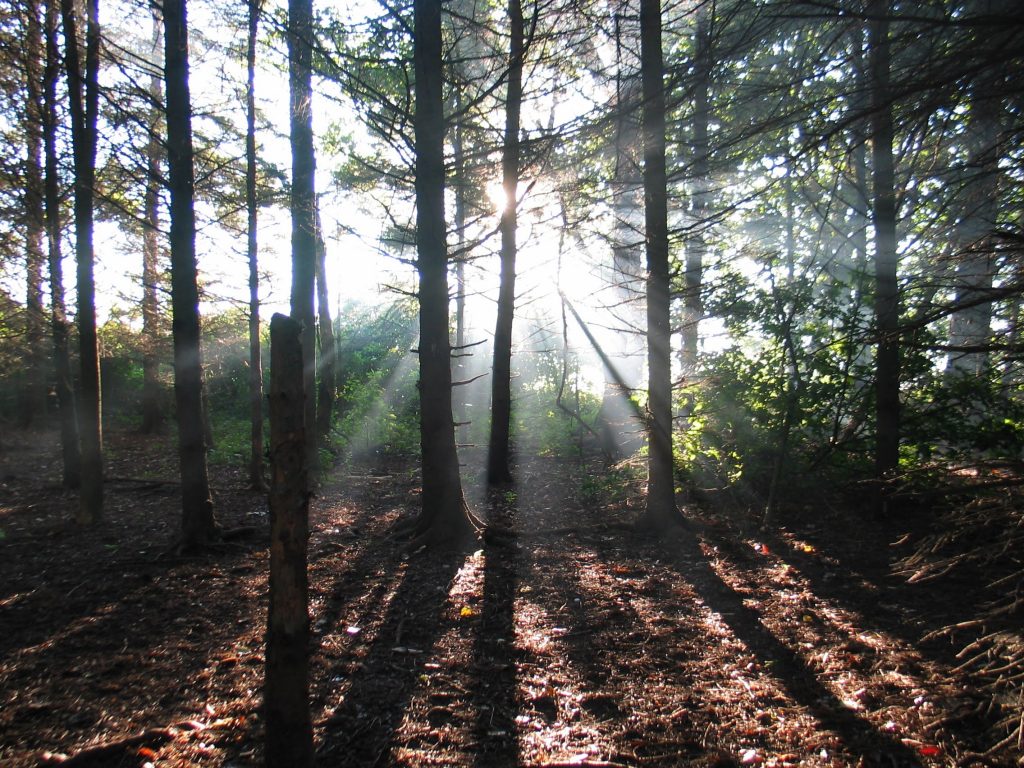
(0, 0, 1022, 764)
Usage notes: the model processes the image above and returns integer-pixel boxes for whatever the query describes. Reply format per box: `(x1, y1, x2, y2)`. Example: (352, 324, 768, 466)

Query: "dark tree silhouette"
(315, 209, 336, 443)
(637, 0, 681, 530)
(408, 0, 479, 546)
(61, 0, 103, 524)
(265, 313, 313, 768)
(487, 0, 525, 486)
(164, 0, 219, 547)
(44, 0, 79, 489)
(869, 0, 900, 481)
(22, 0, 47, 428)
(141, 7, 164, 435)
(246, 0, 265, 490)
(288, 0, 317, 465)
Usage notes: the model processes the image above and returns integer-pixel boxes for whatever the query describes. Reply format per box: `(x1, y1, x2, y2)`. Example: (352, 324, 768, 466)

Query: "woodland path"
(0, 427, 1011, 767)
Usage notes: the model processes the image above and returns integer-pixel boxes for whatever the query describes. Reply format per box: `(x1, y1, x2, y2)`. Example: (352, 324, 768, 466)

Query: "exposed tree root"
(392, 493, 487, 552)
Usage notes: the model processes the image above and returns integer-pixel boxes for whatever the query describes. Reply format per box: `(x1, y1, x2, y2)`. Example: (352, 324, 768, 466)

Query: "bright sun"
(485, 179, 512, 213)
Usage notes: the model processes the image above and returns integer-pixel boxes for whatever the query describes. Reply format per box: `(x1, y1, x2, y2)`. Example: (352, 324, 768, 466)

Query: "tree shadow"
(654, 528, 926, 766)
(0, 514, 266, 758)
(524, 529, 717, 763)
(314, 545, 468, 766)
(701, 515, 972, 678)
(469, 492, 521, 767)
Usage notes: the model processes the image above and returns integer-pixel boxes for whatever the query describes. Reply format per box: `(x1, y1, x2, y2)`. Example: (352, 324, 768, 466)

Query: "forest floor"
(0, 426, 1020, 767)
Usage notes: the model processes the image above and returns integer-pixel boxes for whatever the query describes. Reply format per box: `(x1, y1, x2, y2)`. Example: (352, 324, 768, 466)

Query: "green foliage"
(202, 307, 264, 419)
(0, 288, 28, 421)
(577, 459, 645, 508)
(903, 372, 1024, 462)
(206, 410, 252, 468)
(333, 298, 420, 457)
(514, 390, 603, 459)
(511, 324, 606, 460)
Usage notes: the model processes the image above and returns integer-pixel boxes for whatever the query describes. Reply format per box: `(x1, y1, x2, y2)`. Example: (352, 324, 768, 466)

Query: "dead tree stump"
(264, 313, 313, 767)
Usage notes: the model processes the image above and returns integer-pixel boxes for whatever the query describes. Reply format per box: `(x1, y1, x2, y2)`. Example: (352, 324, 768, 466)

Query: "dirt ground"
(0, 427, 1018, 767)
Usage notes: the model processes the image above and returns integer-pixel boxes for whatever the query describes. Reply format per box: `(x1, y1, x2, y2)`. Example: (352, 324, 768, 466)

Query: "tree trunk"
(947, 4, 1000, 378)
(288, 0, 317, 469)
(44, 0, 80, 489)
(164, 0, 219, 548)
(638, 0, 680, 530)
(23, 0, 48, 429)
(487, 0, 524, 486)
(61, 0, 103, 524)
(141, 6, 164, 435)
(680, 5, 709, 384)
(246, 0, 265, 490)
(869, 0, 900, 480)
(315, 208, 335, 443)
(412, 0, 476, 546)
(452, 87, 467, 447)
(599, 6, 644, 459)
(264, 313, 313, 768)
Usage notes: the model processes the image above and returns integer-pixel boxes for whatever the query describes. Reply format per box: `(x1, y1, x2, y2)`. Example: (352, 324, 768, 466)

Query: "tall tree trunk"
(486, 0, 524, 486)
(164, 0, 218, 547)
(869, 0, 900, 480)
(638, 0, 679, 529)
(599, 6, 644, 459)
(141, 6, 164, 434)
(680, 4, 708, 382)
(849, 22, 871, 365)
(411, 0, 476, 546)
(246, 0, 265, 490)
(264, 313, 313, 768)
(315, 208, 335, 443)
(947, 4, 1000, 377)
(288, 0, 317, 468)
(23, 0, 48, 429)
(44, 0, 80, 489)
(61, 0, 103, 524)
(452, 87, 467, 447)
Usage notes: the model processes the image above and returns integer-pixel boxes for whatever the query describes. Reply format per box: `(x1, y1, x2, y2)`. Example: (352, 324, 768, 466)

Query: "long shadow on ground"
(315, 542, 467, 766)
(0, 479, 267, 755)
(654, 528, 926, 766)
(470, 493, 521, 767)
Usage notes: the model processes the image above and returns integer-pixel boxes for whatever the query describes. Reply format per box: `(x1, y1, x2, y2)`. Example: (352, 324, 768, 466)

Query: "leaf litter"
(0, 428, 1018, 766)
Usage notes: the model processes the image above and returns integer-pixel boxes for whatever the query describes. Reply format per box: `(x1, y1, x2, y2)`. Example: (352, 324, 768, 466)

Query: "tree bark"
(487, 0, 524, 486)
(412, 0, 476, 546)
(44, 0, 80, 489)
(61, 0, 103, 524)
(869, 0, 901, 480)
(164, 0, 218, 547)
(247, 0, 265, 490)
(288, 0, 317, 468)
(23, 0, 48, 429)
(315, 208, 335, 443)
(638, 0, 680, 530)
(141, 6, 164, 435)
(264, 313, 313, 768)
